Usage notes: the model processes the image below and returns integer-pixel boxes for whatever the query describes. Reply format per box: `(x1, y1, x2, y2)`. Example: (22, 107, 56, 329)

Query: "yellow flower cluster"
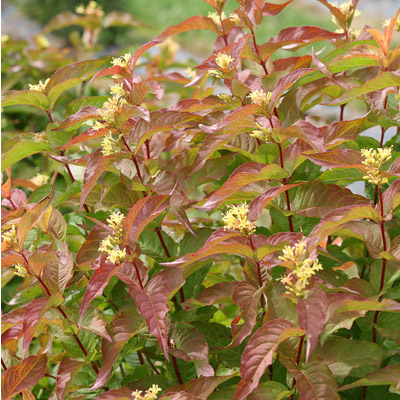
(34, 131, 47, 143)
(222, 203, 255, 235)
(383, 17, 400, 32)
(248, 90, 272, 108)
(185, 67, 197, 80)
(75, 1, 104, 17)
(2, 225, 18, 248)
(217, 93, 234, 102)
(361, 147, 392, 186)
(230, 13, 241, 25)
(332, 1, 361, 27)
(132, 385, 162, 400)
(14, 264, 27, 278)
(28, 78, 50, 92)
(101, 132, 123, 156)
(92, 83, 127, 131)
(215, 53, 234, 69)
(31, 174, 49, 187)
(98, 211, 126, 265)
(111, 53, 132, 68)
(250, 122, 272, 143)
(278, 239, 323, 298)
(35, 34, 49, 49)
(208, 11, 226, 29)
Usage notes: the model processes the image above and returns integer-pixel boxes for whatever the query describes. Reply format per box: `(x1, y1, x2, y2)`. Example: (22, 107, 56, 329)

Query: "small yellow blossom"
(185, 67, 197, 80)
(108, 248, 127, 265)
(230, 13, 241, 25)
(14, 264, 27, 278)
(361, 147, 392, 186)
(1, 34, 10, 45)
(35, 34, 49, 49)
(2, 225, 18, 247)
(208, 11, 226, 30)
(222, 203, 255, 235)
(101, 132, 123, 156)
(248, 90, 272, 108)
(250, 122, 272, 143)
(110, 83, 125, 98)
(161, 37, 180, 54)
(207, 69, 223, 79)
(331, 1, 361, 27)
(31, 174, 49, 187)
(34, 131, 47, 143)
(28, 78, 50, 92)
(383, 17, 400, 31)
(75, 1, 104, 17)
(217, 93, 234, 102)
(132, 385, 162, 400)
(278, 239, 323, 298)
(215, 52, 234, 69)
(107, 210, 125, 240)
(111, 53, 132, 68)
(91, 121, 107, 131)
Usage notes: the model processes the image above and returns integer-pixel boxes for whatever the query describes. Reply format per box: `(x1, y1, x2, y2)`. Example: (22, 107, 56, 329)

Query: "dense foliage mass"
(2, 0, 400, 399)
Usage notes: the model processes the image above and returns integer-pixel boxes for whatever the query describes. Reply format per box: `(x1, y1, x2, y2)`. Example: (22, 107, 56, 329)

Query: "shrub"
(2, 1, 400, 399)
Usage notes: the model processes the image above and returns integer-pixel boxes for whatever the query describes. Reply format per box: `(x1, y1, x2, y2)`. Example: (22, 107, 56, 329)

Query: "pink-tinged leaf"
(182, 281, 237, 311)
(304, 149, 363, 169)
(260, 27, 344, 59)
(229, 282, 262, 348)
(297, 286, 327, 362)
(130, 79, 164, 106)
(54, 106, 101, 130)
(2, 307, 26, 332)
(234, 319, 305, 400)
(76, 225, 108, 265)
(1, 354, 47, 400)
(79, 262, 122, 326)
(56, 358, 83, 400)
(270, 69, 316, 109)
(21, 389, 35, 400)
(131, 110, 201, 155)
(339, 365, 400, 391)
(288, 360, 340, 400)
(41, 242, 73, 295)
(90, 339, 119, 390)
(314, 337, 384, 378)
(22, 294, 63, 357)
(248, 184, 302, 221)
(18, 186, 54, 249)
(163, 230, 253, 276)
(1, 90, 49, 113)
(91, 65, 129, 82)
(169, 323, 214, 377)
(55, 128, 110, 150)
(42, 11, 94, 33)
(335, 220, 389, 259)
(315, 0, 347, 30)
(321, 116, 366, 146)
(80, 149, 120, 210)
(326, 72, 400, 106)
(246, 381, 293, 400)
(380, 178, 400, 215)
(129, 16, 218, 70)
(288, 181, 371, 218)
(273, 120, 325, 151)
(196, 163, 287, 211)
(262, 0, 293, 15)
(80, 307, 112, 341)
(161, 375, 234, 400)
(103, 10, 143, 28)
(108, 305, 146, 343)
(336, 298, 400, 313)
(123, 195, 170, 247)
(96, 388, 133, 400)
(128, 268, 184, 360)
(45, 59, 106, 110)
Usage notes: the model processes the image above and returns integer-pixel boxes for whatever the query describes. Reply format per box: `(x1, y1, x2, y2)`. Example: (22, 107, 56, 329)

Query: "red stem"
(249, 236, 265, 308)
(143, 353, 161, 375)
(372, 186, 388, 343)
(145, 140, 151, 160)
(171, 354, 183, 384)
(249, 26, 268, 76)
(289, 335, 305, 400)
(1, 358, 7, 371)
(133, 261, 144, 290)
(121, 136, 144, 185)
(339, 104, 345, 121)
(218, 10, 229, 46)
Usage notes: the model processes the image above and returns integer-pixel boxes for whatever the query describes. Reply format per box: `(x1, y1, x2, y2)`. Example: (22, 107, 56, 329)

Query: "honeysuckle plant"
(2, 0, 400, 399)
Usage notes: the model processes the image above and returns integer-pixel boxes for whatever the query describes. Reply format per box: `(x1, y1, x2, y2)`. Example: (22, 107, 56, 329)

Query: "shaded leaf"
(55, 106, 100, 130)
(1, 90, 49, 113)
(56, 358, 83, 400)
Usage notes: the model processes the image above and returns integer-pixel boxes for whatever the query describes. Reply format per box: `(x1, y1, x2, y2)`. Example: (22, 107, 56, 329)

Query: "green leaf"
(2, 90, 49, 113)
(2, 141, 52, 171)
